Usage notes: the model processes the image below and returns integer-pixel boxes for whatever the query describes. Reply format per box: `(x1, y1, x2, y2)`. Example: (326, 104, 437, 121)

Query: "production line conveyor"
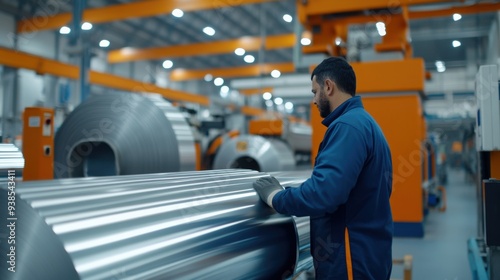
(0, 169, 312, 280)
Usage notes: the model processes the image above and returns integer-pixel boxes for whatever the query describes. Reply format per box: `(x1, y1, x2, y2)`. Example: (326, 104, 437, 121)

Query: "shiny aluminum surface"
(0, 169, 312, 280)
(213, 135, 296, 172)
(54, 92, 196, 178)
(283, 122, 312, 153)
(0, 143, 24, 181)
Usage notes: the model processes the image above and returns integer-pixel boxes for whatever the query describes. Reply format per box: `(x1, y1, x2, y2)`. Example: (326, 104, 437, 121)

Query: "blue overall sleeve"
(272, 122, 368, 217)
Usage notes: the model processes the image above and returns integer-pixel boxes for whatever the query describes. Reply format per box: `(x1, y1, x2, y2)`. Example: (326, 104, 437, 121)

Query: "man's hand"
(253, 176, 283, 208)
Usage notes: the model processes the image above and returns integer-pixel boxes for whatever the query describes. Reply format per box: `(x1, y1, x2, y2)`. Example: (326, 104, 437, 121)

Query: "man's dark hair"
(311, 57, 356, 96)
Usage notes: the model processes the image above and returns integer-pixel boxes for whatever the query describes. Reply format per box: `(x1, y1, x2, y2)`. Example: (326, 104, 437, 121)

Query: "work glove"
(253, 176, 283, 208)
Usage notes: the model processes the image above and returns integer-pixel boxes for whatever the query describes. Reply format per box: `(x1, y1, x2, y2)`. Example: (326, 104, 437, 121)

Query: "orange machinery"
(22, 107, 54, 181)
(311, 59, 428, 237)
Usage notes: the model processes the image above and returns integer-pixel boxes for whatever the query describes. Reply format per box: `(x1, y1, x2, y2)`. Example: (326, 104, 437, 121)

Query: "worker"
(253, 57, 393, 279)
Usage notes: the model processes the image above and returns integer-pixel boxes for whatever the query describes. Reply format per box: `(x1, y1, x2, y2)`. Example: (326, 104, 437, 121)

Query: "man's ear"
(324, 79, 336, 97)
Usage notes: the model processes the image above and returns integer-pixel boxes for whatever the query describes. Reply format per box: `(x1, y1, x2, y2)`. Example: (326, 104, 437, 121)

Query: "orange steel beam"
(170, 62, 295, 81)
(89, 71, 209, 105)
(239, 87, 273, 96)
(0, 47, 209, 105)
(108, 34, 296, 63)
(408, 2, 500, 19)
(297, 0, 456, 19)
(0, 48, 79, 79)
(18, 0, 277, 33)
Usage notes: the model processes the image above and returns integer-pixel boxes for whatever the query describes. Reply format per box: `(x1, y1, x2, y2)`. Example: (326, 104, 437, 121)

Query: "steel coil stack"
(54, 92, 196, 178)
(213, 135, 296, 172)
(0, 143, 24, 182)
(0, 169, 311, 280)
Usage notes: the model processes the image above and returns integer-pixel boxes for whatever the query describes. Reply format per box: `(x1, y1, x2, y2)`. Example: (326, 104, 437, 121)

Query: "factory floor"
(391, 168, 477, 280)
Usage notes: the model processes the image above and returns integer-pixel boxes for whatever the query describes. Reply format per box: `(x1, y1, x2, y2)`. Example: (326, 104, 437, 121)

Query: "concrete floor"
(392, 168, 477, 280)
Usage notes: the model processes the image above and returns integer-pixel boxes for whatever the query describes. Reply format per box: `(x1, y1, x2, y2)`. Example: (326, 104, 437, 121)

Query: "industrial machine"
(0, 169, 312, 280)
(468, 65, 500, 280)
(22, 107, 54, 181)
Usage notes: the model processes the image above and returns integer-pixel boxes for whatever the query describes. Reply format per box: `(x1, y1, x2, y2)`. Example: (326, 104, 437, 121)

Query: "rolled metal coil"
(213, 135, 296, 172)
(54, 92, 196, 178)
(0, 143, 24, 181)
(283, 122, 312, 153)
(0, 169, 311, 280)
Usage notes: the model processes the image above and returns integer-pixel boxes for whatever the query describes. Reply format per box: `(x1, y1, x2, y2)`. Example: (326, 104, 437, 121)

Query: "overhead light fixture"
(59, 26, 71, 34)
(162, 60, 173, 69)
(453, 13, 462, 21)
(244, 55, 255, 63)
(271, 70, 281, 78)
(452, 40, 461, 48)
(262, 92, 272, 100)
(99, 39, 110, 48)
(214, 77, 224, 86)
(204, 74, 213, 82)
(435, 60, 446, 72)
(300, 38, 311, 46)
(81, 22, 92, 30)
(335, 37, 342, 46)
(265, 100, 274, 107)
(285, 102, 293, 110)
(376, 22, 386, 36)
(283, 14, 292, 23)
(203, 26, 215, 36)
(274, 97, 283, 105)
(234, 48, 245, 56)
(172, 9, 184, 18)
(220, 86, 229, 98)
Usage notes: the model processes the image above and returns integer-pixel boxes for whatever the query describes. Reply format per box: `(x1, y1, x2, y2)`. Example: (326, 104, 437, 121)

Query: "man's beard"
(318, 89, 331, 118)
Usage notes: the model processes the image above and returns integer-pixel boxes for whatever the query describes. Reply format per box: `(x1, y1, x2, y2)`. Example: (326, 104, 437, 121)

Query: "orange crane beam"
(108, 34, 296, 64)
(170, 62, 295, 81)
(297, 0, 457, 22)
(17, 0, 277, 33)
(239, 87, 274, 96)
(0, 47, 209, 105)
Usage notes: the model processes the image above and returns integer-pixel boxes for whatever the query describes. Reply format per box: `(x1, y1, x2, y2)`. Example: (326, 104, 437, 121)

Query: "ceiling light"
(162, 60, 173, 69)
(244, 55, 255, 63)
(271, 70, 281, 78)
(262, 92, 272, 100)
(81, 22, 92, 30)
(59, 26, 71, 34)
(435, 61, 446, 72)
(285, 102, 293, 110)
(234, 48, 245, 56)
(376, 22, 386, 37)
(203, 26, 215, 36)
(453, 13, 462, 21)
(99, 39, 110, 48)
(274, 97, 283, 105)
(301, 38, 311, 46)
(265, 100, 274, 107)
(452, 40, 461, 48)
(172, 9, 184, 18)
(220, 90, 228, 98)
(214, 77, 224, 86)
(221, 85, 229, 94)
(283, 14, 292, 23)
(335, 37, 342, 46)
(204, 74, 213, 82)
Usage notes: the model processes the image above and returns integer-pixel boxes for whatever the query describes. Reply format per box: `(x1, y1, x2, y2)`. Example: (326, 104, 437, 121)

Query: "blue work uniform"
(272, 96, 393, 279)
